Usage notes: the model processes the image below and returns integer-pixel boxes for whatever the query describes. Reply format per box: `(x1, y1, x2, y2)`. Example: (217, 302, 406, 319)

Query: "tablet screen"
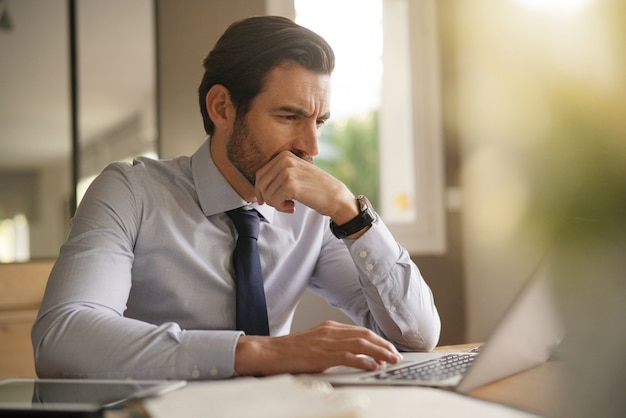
(0, 378, 186, 415)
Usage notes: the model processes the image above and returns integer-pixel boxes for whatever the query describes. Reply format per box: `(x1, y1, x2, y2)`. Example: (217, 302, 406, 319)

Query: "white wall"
(157, 0, 266, 159)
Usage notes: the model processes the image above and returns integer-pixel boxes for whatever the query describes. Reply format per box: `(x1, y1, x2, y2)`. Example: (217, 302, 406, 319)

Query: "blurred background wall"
(447, 0, 625, 343)
(444, 1, 625, 416)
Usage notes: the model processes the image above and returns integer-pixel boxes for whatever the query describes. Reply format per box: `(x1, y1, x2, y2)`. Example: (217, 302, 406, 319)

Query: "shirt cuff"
(176, 330, 243, 380)
(346, 216, 400, 285)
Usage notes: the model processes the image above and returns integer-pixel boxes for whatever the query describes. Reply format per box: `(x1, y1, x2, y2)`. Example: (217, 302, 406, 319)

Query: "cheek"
(253, 121, 299, 154)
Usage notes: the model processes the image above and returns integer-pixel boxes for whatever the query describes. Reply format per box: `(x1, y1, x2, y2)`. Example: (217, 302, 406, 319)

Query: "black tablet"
(0, 378, 186, 417)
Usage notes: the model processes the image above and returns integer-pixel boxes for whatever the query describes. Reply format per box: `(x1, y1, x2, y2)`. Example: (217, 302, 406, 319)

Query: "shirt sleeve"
(31, 162, 242, 380)
(310, 216, 441, 351)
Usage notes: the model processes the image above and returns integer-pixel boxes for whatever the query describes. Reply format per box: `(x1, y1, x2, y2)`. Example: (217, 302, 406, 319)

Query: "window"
(0, 214, 29, 262)
(272, 0, 445, 254)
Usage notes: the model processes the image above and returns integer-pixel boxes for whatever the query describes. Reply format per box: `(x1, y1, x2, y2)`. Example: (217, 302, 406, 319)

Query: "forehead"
(255, 61, 331, 113)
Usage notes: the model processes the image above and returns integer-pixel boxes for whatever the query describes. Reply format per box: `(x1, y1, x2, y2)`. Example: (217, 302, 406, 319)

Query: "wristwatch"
(330, 195, 376, 239)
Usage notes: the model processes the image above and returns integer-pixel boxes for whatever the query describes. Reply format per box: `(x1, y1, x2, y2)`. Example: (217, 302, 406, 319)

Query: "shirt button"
(210, 367, 219, 377)
(191, 368, 200, 379)
(365, 263, 374, 271)
(359, 250, 368, 258)
(390, 305, 397, 313)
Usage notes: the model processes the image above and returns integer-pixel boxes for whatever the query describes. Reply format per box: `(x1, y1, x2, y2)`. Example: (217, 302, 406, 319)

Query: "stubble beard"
(226, 114, 266, 186)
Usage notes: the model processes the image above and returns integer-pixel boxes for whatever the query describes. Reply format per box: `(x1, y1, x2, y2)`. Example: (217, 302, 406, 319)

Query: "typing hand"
(234, 320, 403, 376)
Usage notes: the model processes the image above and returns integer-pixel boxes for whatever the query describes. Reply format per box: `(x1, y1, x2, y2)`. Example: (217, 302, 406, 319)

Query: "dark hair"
(198, 16, 335, 135)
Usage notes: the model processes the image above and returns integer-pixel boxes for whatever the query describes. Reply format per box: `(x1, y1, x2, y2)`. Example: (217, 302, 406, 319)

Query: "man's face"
(226, 61, 331, 185)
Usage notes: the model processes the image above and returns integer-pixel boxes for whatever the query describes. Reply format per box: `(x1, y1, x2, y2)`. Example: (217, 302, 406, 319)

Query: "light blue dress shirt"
(32, 139, 440, 380)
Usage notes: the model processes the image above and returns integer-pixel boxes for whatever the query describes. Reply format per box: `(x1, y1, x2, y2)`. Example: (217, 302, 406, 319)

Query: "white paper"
(337, 386, 542, 418)
(142, 374, 541, 418)
(142, 375, 369, 418)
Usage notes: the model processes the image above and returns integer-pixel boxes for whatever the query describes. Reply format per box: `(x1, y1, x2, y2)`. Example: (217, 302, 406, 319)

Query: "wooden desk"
(0, 342, 565, 417)
(0, 260, 54, 378)
(436, 344, 566, 418)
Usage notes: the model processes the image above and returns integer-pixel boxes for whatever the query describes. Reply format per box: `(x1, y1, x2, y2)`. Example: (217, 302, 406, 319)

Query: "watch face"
(357, 195, 375, 220)
(356, 194, 368, 211)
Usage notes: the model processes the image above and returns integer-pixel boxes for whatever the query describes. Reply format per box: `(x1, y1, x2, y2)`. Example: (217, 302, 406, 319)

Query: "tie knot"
(227, 207, 260, 239)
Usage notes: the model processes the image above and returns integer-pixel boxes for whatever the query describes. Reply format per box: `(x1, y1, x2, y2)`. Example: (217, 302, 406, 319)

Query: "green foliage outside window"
(316, 111, 380, 210)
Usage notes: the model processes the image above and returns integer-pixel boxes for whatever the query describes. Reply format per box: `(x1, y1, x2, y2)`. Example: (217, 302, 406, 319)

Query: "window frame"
(268, 0, 446, 254)
(383, 0, 446, 254)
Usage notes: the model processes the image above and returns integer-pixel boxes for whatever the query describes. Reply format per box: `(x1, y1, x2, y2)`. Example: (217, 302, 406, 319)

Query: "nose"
(294, 121, 320, 158)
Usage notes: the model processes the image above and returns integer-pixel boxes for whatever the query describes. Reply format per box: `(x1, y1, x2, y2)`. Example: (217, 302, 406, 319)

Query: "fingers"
(255, 151, 351, 214)
(312, 321, 403, 366)
(254, 151, 306, 212)
(234, 321, 403, 377)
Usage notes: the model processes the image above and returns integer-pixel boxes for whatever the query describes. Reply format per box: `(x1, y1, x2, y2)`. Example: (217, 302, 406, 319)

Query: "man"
(32, 16, 440, 380)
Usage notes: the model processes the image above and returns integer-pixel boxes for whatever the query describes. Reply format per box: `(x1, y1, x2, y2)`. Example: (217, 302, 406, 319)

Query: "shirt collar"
(191, 138, 275, 223)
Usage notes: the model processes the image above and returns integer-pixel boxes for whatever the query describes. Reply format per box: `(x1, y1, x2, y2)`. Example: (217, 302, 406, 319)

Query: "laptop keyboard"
(370, 353, 477, 382)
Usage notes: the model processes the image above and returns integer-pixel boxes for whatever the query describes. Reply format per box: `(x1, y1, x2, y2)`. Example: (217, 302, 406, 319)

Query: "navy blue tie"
(226, 208, 270, 336)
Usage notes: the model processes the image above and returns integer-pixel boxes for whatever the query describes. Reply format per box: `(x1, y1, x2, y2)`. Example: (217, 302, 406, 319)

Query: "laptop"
(311, 256, 565, 393)
(0, 378, 186, 416)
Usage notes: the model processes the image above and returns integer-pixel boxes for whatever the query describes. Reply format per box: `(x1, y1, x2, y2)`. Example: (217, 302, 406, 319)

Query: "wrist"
(327, 189, 359, 225)
(330, 195, 376, 239)
(234, 335, 265, 376)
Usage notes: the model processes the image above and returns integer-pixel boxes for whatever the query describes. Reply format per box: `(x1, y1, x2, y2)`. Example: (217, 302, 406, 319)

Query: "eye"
(277, 114, 298, 123)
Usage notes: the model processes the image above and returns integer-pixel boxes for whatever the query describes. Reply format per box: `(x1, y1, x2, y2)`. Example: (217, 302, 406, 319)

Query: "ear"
(205, 84, 235, 132)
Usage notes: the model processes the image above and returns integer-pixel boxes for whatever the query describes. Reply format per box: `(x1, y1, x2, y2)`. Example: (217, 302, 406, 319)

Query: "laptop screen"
(456, 257, 565, 393)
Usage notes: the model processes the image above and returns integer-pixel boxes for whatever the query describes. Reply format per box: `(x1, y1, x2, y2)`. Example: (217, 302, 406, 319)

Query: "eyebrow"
(275, 105, 331, 121)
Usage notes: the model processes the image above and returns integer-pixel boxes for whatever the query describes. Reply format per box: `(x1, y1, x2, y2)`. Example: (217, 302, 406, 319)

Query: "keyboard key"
(371, 354, 476, 382)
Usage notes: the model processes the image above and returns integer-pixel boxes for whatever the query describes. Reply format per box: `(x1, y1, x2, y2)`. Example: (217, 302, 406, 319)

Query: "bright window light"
(515, 0, 593, 15)
(295, 0, 446, 254)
